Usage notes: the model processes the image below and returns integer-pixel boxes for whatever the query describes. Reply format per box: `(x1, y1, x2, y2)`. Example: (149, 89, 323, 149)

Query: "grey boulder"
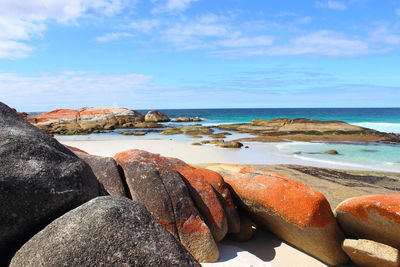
(0, 102, 103, 263)
(74, 151, 127, 197)
(10, 196, 200, 267)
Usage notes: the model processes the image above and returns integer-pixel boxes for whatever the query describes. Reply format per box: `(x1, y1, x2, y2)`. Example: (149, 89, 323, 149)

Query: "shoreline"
(58, 137, 400, 173)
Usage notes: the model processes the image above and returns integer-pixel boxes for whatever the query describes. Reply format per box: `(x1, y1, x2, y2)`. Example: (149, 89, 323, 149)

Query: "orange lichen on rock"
(224, 172, 335, 228)
(30, 109, 79, 123)
(65, 145, 88, 154)
(114, 149, 229, 241)
(336, 194, 400, 223)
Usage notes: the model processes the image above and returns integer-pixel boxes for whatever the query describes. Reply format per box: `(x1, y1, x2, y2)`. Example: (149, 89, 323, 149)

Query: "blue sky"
(0, 0, 400, 111)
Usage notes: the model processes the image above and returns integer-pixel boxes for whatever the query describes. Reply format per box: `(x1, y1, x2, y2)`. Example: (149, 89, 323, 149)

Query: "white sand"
(58, 137, 379, 171)
(57, 137, 354, 267)
(202, 230, 335, 267)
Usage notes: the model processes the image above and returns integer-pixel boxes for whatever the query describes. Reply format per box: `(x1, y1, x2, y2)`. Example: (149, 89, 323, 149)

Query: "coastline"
(58, 137, 400, 173)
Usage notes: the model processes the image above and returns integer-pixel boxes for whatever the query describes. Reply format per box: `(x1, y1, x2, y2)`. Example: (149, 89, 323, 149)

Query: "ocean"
(137, 108, 400, 133)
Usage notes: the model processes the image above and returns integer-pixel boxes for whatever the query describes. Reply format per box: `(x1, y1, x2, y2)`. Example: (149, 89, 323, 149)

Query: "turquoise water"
(276, 142, 400, 172)
(137, 108, 400, 133)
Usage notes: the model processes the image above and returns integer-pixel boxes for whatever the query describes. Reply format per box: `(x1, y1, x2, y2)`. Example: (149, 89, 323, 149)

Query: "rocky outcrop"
(342, 239, 400, 267)
(335, 194, 400, 249)
(252, 118, 364, 132)
(210, 165, 348, 265)
(217, 118, 399, 143)
(160, 126, 213, 136)
(10, 196, 200, 267)
(216, 140, 243, 148)
(171, 117, 202, 122)
(0, 102, 103, 264)
(145, 110, 170, 122)
(73, 151, 127, 197)
(28, 107, 145, 134)
(325, 150, 339, 155)
(114, 150, 220, 262)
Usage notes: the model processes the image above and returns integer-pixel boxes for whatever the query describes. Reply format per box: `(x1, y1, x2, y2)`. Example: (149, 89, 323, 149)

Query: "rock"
(133, 121, 162, 128)
(114, 150, 233, 242)
(28, 107, 144, 134)
(181, 126, 213, 136)
(114, 152, 219, 262)
(171, 117, 202, 122)
(252, 118, 364, 132)
(160, 128, 183, 135)
(121, 130, 148, 136)
(221, 167, 348, 265)
(325, 150, 339, 155)
(10, 196, 200, 267)
(216, 118, 399, 143)
(192, 142, 202, 146)
(216, 141, 243, 148)
(175, 166, 240, 235)
(209, 132, 232, 139)
(11, 108, 29, 119)
(65, 145, 88, 154)
(145, 110, 170, 122)
(342, 239, 400, 267)
(74, 151, 127, 197)
(0, 102, 103, 264)
(335, 194, 400, 249)
(228, 210, 256, 242)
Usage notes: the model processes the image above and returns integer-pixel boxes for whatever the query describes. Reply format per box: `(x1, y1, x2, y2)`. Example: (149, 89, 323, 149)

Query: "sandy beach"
(59, 137, 399, 172)
(58, 137, 371, 267)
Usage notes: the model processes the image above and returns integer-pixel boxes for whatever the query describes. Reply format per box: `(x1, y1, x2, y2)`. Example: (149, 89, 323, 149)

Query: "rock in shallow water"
(10, 196, 200, 267)
(145, 110, 170, 122)
(0, 102, 103, 264)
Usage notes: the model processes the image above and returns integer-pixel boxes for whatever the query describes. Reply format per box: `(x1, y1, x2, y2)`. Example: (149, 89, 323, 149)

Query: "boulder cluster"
(28, 107, 171, 134)
(2, 102, 400, 266)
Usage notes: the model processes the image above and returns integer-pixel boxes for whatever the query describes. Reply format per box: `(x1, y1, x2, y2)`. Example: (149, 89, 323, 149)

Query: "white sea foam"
(353, 122, 400, 133)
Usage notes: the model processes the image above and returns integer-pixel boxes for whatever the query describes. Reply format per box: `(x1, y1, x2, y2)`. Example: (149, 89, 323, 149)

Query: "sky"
(0, 0, 400, 111)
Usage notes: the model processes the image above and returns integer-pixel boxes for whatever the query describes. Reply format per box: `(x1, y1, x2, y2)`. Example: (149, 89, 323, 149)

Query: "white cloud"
(153, 0, 199, 13)
(125, 19, 160, 32)
(315, 0, 347, 10)
(0, 71, 154, 110)
(0, 40, 34, 59)
(270, 31, 369, 56)
(0, 0, 132, 59)
(368, 23, 400, 46)
(212, 31, 371, 58)
(95, 32, 134, 42)
(215, 36, 274, 48)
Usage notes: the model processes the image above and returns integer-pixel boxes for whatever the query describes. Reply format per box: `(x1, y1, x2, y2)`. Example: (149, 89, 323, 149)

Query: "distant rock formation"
(218, 118, 399, 143)
(144, 110, 170, 122)
(28, 107, 145, 134)
(171, 117, 202, 122)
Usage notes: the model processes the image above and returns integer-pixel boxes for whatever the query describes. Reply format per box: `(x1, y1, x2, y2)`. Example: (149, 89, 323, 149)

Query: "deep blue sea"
(137, 108, 400, 133)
